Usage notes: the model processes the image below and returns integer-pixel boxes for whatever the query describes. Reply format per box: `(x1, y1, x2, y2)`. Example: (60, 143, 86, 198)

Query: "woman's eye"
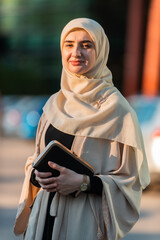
(83, 44, 92, 49)
(64, 44, 73, 48)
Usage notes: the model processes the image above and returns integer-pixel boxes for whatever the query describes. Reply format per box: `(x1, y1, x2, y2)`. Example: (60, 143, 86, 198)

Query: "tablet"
(32, 140, 94, 177)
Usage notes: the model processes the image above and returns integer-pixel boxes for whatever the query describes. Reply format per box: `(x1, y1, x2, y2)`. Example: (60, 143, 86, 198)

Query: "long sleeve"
(72, 136, 144, 240)
(30, 168, 103, 196)
(99, 143, 142, 240)
(14, 113, 48, 236)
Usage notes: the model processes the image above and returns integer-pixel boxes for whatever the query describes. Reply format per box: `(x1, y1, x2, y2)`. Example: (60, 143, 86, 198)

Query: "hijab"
(43, 18, 115, 136)
(43, 18, 150, 189)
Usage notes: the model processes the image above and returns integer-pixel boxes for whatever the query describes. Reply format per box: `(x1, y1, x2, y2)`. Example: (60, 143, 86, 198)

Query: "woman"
(14, 18, 150, 240)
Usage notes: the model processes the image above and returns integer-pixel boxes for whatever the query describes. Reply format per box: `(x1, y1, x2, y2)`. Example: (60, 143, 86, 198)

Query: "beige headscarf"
(43, 18, 114, 136)
(43, 18, 150, 189)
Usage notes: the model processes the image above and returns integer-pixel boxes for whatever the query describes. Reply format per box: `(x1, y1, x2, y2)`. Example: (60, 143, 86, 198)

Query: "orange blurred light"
(142, 0, 160, 96)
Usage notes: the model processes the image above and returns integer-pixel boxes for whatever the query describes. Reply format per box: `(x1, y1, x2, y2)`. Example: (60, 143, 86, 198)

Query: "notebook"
(32, 140, 94, 177)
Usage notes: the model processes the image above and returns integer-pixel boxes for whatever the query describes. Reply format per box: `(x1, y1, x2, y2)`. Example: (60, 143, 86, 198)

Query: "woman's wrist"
(76, 175, 90, 193)
(76, 174, 83, 191)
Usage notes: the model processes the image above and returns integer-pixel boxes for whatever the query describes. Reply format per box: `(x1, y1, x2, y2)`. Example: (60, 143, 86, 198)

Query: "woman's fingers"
(41, 181, 58, 191)
(38, 176, 54, 185)
(34, 169, 53, 187)
(34, 162, 81, 195)
(35, 169, 52, 178)
(34, 169, 59, 191)
(48, 161, 64, 173)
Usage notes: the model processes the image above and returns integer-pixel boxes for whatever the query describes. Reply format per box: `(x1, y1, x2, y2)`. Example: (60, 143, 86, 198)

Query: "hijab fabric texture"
(43, 18, 150, 189)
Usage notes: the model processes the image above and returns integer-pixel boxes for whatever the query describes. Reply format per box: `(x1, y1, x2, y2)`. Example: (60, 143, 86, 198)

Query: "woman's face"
(62, 30, 96, 75)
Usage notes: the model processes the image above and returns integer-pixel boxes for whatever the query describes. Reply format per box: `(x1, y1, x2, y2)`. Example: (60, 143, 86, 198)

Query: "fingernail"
(48, 161, 54, 166)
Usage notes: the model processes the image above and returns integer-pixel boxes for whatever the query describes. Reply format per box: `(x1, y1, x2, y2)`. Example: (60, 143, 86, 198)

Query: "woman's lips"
(70, 60, 83, 66)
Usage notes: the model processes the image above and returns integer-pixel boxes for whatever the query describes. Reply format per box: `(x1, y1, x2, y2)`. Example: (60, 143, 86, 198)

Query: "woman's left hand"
(44, 161, 83, 195)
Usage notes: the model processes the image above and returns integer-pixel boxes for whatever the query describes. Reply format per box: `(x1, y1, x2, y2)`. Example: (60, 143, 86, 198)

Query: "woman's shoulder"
(46, 92, 59, 102)
(42, 91, 59, 111)
(39, 92, 59, 125)
(108, 88, 136, 115)
(103, 87, 138, 127)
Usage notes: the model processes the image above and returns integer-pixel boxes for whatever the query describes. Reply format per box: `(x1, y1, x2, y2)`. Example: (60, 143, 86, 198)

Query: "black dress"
(31, 124, 103, 240)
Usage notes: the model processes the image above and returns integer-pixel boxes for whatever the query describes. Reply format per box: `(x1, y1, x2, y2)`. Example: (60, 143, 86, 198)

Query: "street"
(0, 137, 35, 240)
(0, 137, 160, 240)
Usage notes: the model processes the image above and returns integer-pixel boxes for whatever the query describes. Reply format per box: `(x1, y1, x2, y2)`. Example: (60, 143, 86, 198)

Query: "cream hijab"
(43, 18, 150, 189)
(43, 18, 115, 136)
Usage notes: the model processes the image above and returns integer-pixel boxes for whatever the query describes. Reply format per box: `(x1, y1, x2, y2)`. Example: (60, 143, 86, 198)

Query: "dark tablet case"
(32, 140, 94, 177)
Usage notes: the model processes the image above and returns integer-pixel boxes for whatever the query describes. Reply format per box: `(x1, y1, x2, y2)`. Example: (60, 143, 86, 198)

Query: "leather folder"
(32, 140, 94, 177)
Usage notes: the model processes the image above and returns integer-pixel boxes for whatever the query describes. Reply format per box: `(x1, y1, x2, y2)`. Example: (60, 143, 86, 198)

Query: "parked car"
(1, 95, 49, 139)
(128, 95, 160, 176)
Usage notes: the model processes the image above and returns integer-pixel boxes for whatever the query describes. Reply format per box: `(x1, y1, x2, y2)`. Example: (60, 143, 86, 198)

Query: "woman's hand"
(34, 161, 83, 195)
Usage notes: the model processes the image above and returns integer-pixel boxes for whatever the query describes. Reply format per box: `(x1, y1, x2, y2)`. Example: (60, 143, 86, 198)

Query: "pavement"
(0, 137, 160, 240)
(0, 137, 34, 240)
(124, 191, 160, 240)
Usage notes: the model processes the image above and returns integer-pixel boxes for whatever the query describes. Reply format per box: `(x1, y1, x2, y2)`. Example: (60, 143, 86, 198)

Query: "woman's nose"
(72, 46, 81, 56)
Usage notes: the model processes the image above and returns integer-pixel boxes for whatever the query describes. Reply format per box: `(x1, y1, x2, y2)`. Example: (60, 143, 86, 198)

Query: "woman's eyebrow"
(64, 40, 93, 44)
(81, 40, 93, 44)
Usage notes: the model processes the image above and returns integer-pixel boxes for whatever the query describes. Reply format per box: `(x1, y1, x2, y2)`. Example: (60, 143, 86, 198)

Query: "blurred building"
(123, 0, 160, 97)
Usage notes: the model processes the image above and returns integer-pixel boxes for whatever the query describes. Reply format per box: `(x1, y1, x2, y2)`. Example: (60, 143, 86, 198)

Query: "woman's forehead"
(64, 29, 93, 41)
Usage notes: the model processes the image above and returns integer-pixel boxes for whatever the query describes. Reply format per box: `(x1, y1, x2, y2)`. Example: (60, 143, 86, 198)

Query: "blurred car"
(128, 95, 160, 176)
(1, 95, 49, 139)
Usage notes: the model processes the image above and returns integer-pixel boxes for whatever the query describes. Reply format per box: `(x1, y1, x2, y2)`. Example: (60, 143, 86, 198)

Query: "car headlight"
(151, 130, 160, 168)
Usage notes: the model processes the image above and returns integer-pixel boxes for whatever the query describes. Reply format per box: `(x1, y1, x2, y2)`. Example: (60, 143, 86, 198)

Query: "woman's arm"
(88, 176, 103, 195)
(33, 161, 103, 196)
(31, 168, 103, 195)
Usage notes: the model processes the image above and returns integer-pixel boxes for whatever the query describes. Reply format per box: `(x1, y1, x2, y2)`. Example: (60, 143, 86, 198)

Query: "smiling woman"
(62, 29, 96, 75)
(14, 18, 150, 240)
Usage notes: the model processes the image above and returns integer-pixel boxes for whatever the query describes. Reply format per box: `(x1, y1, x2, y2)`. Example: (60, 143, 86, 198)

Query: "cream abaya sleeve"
(14, 113, 48, 235)
(100, 144, 142, 239)
(73, 136, 143, 239)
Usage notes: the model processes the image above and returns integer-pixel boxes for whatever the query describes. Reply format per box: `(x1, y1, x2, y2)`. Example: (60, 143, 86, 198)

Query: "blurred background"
(0, 0, 160, 239)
